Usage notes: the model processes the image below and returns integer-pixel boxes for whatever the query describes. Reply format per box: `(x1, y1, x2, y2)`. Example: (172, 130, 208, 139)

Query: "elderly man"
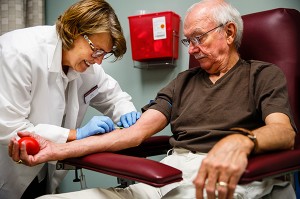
(10, 0, 296, 198)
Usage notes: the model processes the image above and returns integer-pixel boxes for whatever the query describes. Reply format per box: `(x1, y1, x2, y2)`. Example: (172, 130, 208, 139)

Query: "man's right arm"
(10, 109, 168, 166)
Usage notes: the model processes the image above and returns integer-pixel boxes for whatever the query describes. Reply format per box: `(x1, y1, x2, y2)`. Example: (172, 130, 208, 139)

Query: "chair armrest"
(117, 135, 171, 157)
(58, 135, 300, 187)
(240, 148, 300, 184)
(60, 152, 182, 187)
(114, 136, 300, 185)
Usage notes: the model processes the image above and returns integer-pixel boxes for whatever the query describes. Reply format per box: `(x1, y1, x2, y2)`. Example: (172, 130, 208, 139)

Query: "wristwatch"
(230, 127, 258, 154)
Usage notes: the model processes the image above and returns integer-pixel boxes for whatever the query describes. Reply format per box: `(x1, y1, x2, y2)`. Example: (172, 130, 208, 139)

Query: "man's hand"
(77, 116, 115, 140)
(8, 131, 58, 166)
(193, 134, 253, 199)
(117, 111, 141, 128)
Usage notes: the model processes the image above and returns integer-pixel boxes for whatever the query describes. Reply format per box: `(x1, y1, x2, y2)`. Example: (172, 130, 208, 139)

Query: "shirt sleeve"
(142, 78, 175, 121)
(252, 62, 297, 131)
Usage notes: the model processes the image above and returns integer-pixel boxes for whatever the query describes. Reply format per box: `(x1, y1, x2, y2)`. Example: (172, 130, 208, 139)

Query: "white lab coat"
(0, 26, 136, 199)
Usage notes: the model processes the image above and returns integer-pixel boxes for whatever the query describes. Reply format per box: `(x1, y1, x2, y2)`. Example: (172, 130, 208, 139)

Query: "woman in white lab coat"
(0, 0, 140, 198)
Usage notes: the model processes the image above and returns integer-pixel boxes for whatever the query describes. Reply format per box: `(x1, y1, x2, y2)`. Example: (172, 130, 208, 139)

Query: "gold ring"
(16, 160, 23, 164)
(217, 181, 228, 187)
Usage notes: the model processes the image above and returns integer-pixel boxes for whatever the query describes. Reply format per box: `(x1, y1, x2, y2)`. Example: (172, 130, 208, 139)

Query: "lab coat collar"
(66, 66, 95, 82)
(47, 29, 62, 73)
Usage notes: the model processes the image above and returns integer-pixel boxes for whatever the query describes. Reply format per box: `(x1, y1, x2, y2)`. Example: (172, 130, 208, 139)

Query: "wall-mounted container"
(128, 11, 180, 68)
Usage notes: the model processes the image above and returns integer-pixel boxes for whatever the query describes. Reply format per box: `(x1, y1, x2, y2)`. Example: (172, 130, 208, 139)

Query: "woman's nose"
(94, 56, 104, 65)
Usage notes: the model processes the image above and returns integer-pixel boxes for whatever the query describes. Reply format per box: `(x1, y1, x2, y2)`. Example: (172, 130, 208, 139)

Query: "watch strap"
(230, 127, 258, 154)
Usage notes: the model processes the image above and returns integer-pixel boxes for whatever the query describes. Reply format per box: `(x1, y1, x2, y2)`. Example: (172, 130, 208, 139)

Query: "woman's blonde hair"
(56, 0, 126, 61)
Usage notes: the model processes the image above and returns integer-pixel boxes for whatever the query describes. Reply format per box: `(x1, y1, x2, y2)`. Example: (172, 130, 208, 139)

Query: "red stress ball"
(18, 137, 40, 155)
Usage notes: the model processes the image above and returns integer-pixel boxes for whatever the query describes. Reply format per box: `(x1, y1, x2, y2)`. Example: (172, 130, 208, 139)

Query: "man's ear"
(225, 22, 237, 45)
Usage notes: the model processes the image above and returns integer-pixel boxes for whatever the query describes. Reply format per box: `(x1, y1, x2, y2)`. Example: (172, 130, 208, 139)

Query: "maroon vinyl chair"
(58, 8, 300, 191)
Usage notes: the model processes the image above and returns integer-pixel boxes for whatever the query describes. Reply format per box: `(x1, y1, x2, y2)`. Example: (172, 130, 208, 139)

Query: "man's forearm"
(252, 113, 296, 153)
(253, 124, 295, 153)
(53, 109, 168, 160)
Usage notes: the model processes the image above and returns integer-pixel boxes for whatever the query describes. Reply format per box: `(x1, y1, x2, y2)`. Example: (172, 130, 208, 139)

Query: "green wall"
(45, 0, 300, 193)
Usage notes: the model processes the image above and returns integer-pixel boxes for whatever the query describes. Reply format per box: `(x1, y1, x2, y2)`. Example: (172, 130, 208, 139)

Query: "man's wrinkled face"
(183, 10, 230, 74)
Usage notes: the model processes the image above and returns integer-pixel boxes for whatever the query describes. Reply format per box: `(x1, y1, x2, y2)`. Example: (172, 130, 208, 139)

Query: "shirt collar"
(62, 64, 96, 82)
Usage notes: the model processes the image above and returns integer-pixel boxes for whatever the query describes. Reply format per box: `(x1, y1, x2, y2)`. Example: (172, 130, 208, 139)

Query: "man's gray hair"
(186, 0, 243, 49)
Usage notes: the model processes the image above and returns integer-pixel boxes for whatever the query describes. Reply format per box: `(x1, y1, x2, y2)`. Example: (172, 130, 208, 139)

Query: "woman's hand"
(117, 111, 141, 128)
(76, 116, 115, 140)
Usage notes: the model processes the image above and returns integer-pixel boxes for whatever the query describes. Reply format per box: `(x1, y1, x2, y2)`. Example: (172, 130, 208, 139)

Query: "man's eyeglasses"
(83, 35, 114, 59)
(181, 24, 224, 47)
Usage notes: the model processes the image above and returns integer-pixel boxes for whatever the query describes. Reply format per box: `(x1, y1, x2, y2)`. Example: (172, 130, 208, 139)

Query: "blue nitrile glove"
(117, 111, 141, 128)
(76, 116, 115, 140)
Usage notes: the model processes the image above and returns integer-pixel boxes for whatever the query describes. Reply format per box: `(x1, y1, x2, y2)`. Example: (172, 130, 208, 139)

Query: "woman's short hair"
(56, 0, 126, 61)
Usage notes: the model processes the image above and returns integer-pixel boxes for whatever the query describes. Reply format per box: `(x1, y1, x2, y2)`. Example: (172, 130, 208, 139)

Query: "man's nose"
(188, 43, 200, 54)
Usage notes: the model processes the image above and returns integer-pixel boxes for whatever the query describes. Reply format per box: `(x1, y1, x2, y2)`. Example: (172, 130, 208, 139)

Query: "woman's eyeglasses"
(83, 35, 114, 59)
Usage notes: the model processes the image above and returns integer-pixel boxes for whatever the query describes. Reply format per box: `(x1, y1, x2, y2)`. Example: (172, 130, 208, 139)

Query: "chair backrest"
(189, 8, 300, 145)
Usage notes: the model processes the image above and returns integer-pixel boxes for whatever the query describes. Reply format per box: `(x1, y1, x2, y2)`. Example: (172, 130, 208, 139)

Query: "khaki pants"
(38, 148, 296, 199)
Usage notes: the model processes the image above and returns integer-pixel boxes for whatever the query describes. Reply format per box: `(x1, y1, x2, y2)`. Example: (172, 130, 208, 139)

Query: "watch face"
(247, 134, 257, 154)
(248, 134, 256, 141)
